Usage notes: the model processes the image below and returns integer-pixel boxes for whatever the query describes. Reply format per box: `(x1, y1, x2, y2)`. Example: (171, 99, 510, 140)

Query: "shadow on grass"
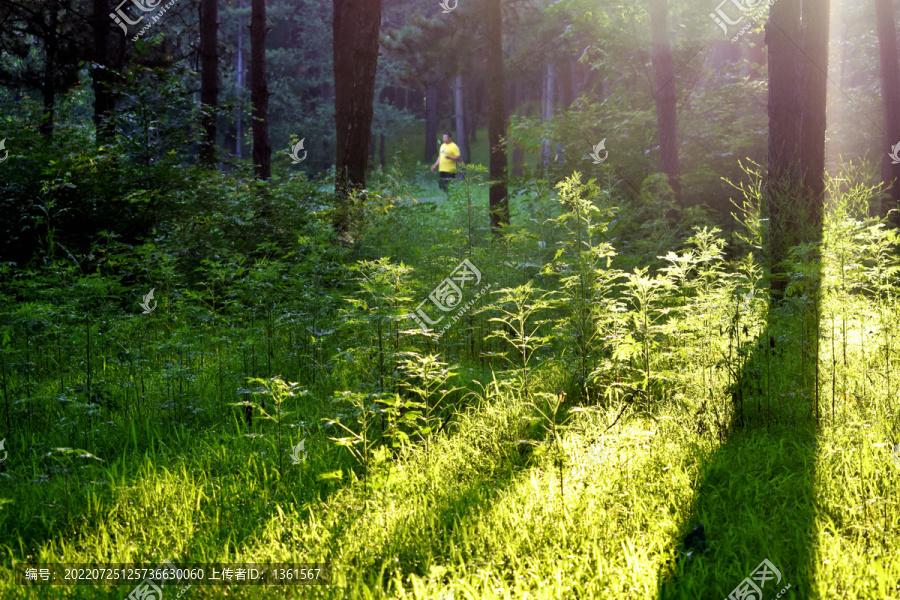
(659, 221, 824, 597)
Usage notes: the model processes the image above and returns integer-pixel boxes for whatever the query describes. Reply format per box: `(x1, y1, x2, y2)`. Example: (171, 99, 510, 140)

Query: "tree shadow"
(659, 197, 824, 598)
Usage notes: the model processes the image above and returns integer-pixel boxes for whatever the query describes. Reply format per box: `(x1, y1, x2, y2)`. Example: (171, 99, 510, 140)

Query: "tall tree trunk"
(40, 11, 58, 140)
(250, 0, 270, 179)
(200, 0, 220, 166)
(424, 85, 438, 163)
(332, 0, 383, 236)
(486, 0, 509, 233)
(236, 0, 244, 159)
(511, 81, 524, 177)
(539, 62, 555, 166)
(799, 0, 830, 230)
(876, 0, 900, 219)
(92, 0, 114, 144)
(471, 78, 484, 142)
(648, 0, 682, 208)
(454, 74, 466, 164)
(765, 0, 802, 298)
(558, 56, 573, 109)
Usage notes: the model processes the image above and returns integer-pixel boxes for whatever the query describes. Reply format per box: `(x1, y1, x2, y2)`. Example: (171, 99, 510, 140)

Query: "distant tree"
(250, 0, 270, 178)
(332, 0, 383, 237)
(648, 0, 681, 209)
(875, 0, 900, 218)
(486, 0, 509, 233)
(200, 0, 220, 166)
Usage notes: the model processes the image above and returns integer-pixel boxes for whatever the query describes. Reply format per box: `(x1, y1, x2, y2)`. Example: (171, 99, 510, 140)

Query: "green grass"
(1, 169, 899, 599)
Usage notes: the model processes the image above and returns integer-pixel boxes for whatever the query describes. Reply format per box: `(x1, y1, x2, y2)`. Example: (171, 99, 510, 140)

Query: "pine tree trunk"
(454, 74, 466, 164)
(92, 0, 114, 144)
(200, 0, 220, 166)
(540, 62, 555, 166)
(250, 0, 270, 179)
(425, 85, 438, 163)
(765, 0, 802, 298)
(512, 81, 524, 177)
(486, 0, 509, 233)
(876, 0, 900, 219)
(40, 11, 58, 140)
(649, 0, 682, 208)
(236, 0, 244, 159)
(332, 0, 383, 237)
(799, 0, 830, 231)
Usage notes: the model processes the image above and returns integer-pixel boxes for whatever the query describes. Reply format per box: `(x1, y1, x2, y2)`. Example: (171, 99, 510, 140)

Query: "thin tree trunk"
(649, 0, 682, 208)
(425, 85, 438, 163)
(540, 62, 555, 166)
(512, 81, 524, 177)
(40, 11, 58, 140)
(876, 0, 900, 218)
(332, 0, 383, 236)
(454, 74, 466, 165)
(200, 0, 220, 166)
(236, 0, 244, 159)
(486, 0, 509, 233)
(250, 0, 270, 179)
(765, 0, 802, 299)
(379, 133, 386, 169)
(92, 0, 114, 144)
(558, 56, 573, 109)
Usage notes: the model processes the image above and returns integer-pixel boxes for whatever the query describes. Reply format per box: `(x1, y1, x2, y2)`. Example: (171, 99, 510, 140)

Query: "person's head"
(442, 132, 452, 144)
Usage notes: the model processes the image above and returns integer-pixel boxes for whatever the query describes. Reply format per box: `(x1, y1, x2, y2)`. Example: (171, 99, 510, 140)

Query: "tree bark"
(40, 10, 58, 140)
(765, 0, 802, 298)
(512, 81, 524, 178)
(424, 85, 438, 163)
(200, 0, 220, 166)
(250, 0, 270, 179)
(799, 0, 830, 230)
(558, 56, 573, 109)
(876, 0, 900, 218)
(540, 61, 555, 167)
(332, 0, 383, 236)
(454, 74, 467, 164)
(92, 0, 115, 144)
(486, 0, 509, 233)
(648, 0, 682, 208)
(236, 0, 245, 159)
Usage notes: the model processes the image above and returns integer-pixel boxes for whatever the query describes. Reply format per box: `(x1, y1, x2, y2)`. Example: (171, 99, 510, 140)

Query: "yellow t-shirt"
(439, 142, 461, 172)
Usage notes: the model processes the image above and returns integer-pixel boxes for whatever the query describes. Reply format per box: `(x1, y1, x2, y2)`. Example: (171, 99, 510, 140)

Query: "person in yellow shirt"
(430, 132, 461, 194)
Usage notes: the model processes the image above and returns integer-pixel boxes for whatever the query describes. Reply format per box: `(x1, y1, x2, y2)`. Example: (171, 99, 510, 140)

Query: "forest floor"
(1, 175, 899, 599)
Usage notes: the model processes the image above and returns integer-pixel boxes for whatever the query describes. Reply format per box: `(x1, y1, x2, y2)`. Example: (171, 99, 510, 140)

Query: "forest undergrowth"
(0, 164, 898, 599)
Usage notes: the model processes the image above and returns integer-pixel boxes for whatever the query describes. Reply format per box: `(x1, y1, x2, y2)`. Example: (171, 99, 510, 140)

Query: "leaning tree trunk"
(799, 0, 830, 231)
(876, 0, 900, 219)
(765, 0, 802, 299)
(332, 0, 383, 237)
(648, 0, 682, 209)
(200, 0, 220, 166)
(250, 0, 270, 179)
(92, 0, 115, 144)
(486, 0, 509, 233)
